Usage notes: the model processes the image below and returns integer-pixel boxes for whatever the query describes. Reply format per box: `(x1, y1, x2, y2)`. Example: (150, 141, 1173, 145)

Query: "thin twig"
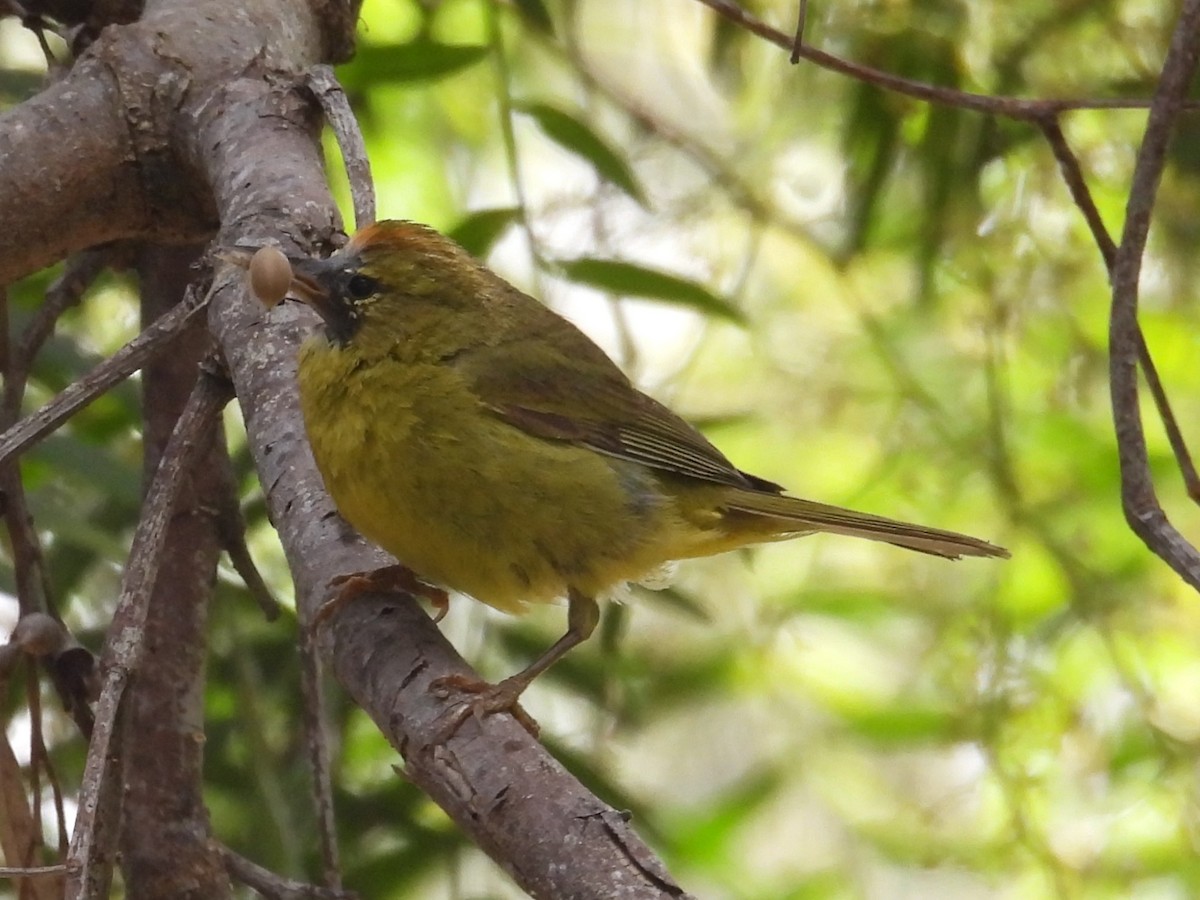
(789, 0, 808, 63)
(22, 664, 46, 865)
(9, 2, 59, 70)
(0, 287, 53, 618)
(219, 512, 282, 620)
(695, 0, 1195, 120)
(0, 466, 51, 615)
(1135, 330, 1200, 501)
(227, 623, 305, 872)
(487, 1, 550, 283)
(1038, 117, 1117, 264)
(1108, 0, 1200, 589)
(1, 280, 71, 861)
(0, 864, 68, 879)
(0, 447, 49, 620)
(15, 248, 112, 379)
(0, 251, 110, 621)
(215, 449, 281, 621)
(27, 679, 68, 858)
(0, 286, 8, 381)
(306, 66, 375, 229)
(0, 282, 210, 469)
(1042, 117, 1200, 503)
(66, 361, 233, 899)
(299, 627, 342, 892)
(15, 249, 112, 377)
(222, 846, 358, 900)
(21, 654, 71, 858)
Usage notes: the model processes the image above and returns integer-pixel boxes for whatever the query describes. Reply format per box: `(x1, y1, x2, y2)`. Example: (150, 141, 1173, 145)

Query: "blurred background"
(3, 0, 1200, 897)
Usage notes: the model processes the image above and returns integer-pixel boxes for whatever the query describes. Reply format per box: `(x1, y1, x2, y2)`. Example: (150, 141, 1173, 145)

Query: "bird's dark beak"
(286, 256, 335, 309)
(284, 255, 362, 345)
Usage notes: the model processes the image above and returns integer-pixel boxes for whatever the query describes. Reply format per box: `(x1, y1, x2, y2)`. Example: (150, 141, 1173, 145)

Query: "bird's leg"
(312, 564, 450, 629)
(432, 589, 600, 739)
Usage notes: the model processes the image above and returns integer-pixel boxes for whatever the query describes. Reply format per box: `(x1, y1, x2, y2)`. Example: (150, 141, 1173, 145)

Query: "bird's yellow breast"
(296, 338, 705, 613)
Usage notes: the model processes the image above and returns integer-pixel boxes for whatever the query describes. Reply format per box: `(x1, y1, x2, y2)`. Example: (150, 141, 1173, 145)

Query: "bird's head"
(276, 220, 482, 349)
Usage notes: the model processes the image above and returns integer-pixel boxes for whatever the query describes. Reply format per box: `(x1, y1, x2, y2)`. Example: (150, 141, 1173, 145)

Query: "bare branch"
(1109, 0, 1200, 588)
(298, 629, 342, 891)
(0, 285, 209, 469)
(25, 670, 69, 858)
(0, 286, 54, 618)
(0, 70, 143, 284)
(1039, 118, 1118, 265)
(0, 864, 68, 879)
(14, 248, 115, 375)
(305, 66, 375, 229)
(1135, 330, 1200, 502)
(694, 0, 1189, 119)
(789, 0, 808, 63)
(222, 846, 357, 900)
(118, 245, 231, 897)
(215, 452, 281, 621)
(66, 363, 233, 900)
(0, 728, 58, 899)
(1041, 118, 1200, 503)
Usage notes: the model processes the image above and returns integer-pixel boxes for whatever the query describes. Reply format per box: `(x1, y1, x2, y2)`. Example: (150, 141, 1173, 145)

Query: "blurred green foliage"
(4, 0, 1200, 897)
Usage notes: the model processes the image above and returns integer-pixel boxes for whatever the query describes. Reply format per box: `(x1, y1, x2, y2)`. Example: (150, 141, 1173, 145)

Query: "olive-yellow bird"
(256, 221, 1007, 723)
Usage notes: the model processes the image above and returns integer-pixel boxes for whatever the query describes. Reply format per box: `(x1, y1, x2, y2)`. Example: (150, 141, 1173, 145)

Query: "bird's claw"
(430, 673, 540, 740)
(312, 565, 450, 629)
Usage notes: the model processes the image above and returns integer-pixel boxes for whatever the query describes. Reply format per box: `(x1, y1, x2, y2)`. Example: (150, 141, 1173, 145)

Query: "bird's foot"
(430, 673, 540, 740)
(313, 564, 450, 629)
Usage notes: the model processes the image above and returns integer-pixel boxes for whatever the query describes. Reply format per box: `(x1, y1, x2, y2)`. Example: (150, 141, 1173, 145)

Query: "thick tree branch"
(173, 17, 692, 899)
(119, 245, 230, 898)
(201, 151, 692, 900)
(0, 68, 144, 283)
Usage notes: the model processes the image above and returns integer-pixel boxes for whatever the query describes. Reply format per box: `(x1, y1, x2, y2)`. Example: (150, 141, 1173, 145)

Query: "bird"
(244, 220, 1008, 732)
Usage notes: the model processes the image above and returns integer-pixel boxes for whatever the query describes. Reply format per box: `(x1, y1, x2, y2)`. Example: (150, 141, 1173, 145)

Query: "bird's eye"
(346, 273, 379, 300)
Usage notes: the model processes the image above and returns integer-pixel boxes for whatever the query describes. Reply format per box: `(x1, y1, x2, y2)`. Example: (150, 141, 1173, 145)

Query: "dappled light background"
(4, 0, 1200, 897)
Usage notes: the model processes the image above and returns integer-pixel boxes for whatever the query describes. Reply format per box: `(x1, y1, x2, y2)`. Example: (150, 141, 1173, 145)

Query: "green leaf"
(843, 706, 957, 745)
(447, 207, 521, 257)
(556, 258, 744, 323)
(0, 68, 44, 104)
(518, 103, 647, 206)
(670, 773, 782, 863)
(513, 0, 555, 34)
(339, 40, 489, 89)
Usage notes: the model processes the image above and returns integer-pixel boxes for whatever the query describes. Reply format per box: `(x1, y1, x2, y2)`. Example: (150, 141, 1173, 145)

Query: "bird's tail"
(720, 489, 1009, 560)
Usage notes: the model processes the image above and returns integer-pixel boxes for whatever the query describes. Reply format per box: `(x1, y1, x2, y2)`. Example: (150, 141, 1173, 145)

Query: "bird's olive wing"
(458, 316, 781, 493)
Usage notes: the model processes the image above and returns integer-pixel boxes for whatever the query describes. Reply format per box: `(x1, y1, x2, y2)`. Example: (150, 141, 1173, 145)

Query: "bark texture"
(121, 245, 230, 898)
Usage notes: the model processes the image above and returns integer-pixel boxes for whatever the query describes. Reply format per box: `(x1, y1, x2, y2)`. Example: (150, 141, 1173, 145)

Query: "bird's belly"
(298, 352, 678, 613)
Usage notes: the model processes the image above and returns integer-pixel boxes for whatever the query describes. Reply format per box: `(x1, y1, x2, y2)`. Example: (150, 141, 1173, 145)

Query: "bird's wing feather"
(455, 305, 781, 492)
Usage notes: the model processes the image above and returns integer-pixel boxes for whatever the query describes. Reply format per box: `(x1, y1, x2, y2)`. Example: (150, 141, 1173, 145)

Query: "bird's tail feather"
(722, 490, 1009, 560)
